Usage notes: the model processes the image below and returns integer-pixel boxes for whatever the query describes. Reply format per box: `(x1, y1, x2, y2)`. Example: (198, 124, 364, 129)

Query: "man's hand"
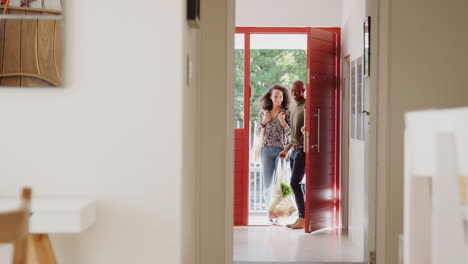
(301, 126, 305, 134)
(279, 149, 288, 159)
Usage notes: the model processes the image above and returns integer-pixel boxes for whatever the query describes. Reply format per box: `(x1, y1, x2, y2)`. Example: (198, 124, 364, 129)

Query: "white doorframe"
(367, 0, 391, 263)
(198, 0, 235, 263)
(341, 55, 351, 232)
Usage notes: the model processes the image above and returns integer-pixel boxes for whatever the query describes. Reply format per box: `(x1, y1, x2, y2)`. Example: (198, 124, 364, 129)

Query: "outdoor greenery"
(234, 49, 307, 127)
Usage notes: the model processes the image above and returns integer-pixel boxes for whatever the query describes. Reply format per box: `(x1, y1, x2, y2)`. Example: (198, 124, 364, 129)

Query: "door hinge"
(369, 251, 376, 264)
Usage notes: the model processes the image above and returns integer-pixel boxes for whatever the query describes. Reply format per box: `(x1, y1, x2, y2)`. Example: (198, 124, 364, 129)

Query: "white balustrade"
(404, 107, 468, 264)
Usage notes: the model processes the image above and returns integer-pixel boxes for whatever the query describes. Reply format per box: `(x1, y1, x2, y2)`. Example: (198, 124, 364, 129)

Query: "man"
(279, 80, 306, 229)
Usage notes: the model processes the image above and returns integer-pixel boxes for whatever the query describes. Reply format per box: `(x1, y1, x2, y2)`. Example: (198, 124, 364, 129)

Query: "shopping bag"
(268, 160, 297, 219)
(249, 125, 265, 163)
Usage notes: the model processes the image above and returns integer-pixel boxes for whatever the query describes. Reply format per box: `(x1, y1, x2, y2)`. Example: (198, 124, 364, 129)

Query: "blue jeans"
(290, 148, 306, 218)
(261, 146, 283, 210)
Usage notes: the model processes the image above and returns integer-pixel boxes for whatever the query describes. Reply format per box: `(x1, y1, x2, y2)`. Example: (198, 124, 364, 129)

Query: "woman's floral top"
(255, 108, 291, 149)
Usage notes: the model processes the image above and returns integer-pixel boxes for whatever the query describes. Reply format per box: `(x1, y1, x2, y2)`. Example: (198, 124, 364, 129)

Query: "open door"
(304, 28, 340, 233)
(233, 28, 309, 226)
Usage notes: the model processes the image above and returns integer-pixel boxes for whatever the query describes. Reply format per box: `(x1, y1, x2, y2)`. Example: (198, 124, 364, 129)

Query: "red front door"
(304, 28, 340, 233)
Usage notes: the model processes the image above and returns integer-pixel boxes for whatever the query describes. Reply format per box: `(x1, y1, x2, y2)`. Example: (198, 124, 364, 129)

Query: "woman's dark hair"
(256, 84, 291, 111)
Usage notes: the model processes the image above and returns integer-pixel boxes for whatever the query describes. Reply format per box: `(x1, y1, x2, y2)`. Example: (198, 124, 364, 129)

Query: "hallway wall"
(383, 0, 468, 263)
(0, 0, 195, 263)
(182, 14, 201, 264)
(341, 0, 366, 258)
(341, 0, 365, 61)
(199, 0, 234, 263)
(348, 139, 366, 258)
(236, 0, 342, 27)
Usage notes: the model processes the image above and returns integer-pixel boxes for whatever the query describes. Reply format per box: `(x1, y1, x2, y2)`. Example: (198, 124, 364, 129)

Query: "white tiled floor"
(249, 215, 298, 226)
(233, 226, 366, 264)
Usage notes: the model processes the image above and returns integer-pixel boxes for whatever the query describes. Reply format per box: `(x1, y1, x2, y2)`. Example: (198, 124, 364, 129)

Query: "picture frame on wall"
(350, 57, 365, 141)
(187, 0, 200, 28)
(350, 59, 356, 139)
(356, 57, 363, 140)
(0, 0, 63, 88)
(363, 16, 371, 77)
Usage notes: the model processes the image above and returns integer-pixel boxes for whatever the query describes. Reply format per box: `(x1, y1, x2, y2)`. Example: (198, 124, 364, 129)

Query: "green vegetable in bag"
(280, 182, 293, 198)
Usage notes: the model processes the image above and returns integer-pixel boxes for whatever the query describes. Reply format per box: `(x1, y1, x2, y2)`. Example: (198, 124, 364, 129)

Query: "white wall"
(182, 15, 200, 264)
(199, 0, 234, 263)
(341, 0, 365, 60)
(341, 0, 366, 257)
(239, 34, 308, 49)
(383, 1, 468, 263)
(0, 0, 194, 263)
(348, 139, 366, 260)
(236, 0, 342, 27)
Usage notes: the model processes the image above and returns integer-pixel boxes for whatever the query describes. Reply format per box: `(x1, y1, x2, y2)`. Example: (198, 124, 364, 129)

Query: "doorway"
(233, 28, 308, 226)
(233, 27, 342, 232)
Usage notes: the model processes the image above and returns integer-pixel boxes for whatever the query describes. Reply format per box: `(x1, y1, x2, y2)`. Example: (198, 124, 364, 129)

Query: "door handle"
(311, 108, 320, 152)
(303, 109, 308, 153)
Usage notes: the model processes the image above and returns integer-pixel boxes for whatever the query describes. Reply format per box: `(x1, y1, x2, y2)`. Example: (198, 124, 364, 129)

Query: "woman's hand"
(278, 112, 287, 127)
(261, 111, 272, 126)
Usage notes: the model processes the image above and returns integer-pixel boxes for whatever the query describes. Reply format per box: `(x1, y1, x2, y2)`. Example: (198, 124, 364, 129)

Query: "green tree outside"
(234, 49, 306, 128)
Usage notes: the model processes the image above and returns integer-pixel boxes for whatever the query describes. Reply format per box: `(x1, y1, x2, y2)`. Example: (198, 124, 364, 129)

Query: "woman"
(255, 84, 291, 223)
